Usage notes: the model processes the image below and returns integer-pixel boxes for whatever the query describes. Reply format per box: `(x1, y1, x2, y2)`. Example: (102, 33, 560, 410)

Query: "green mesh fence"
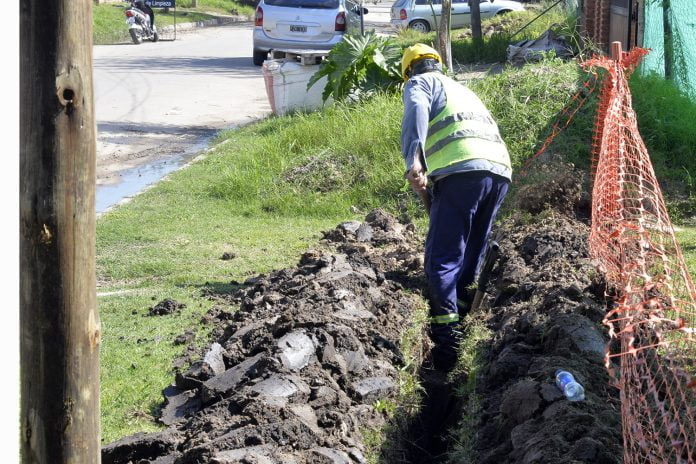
(641, 0, 696, 99)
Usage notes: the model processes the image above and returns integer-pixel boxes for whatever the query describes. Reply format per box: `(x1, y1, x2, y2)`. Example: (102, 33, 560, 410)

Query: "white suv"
(253, 0, 368, 65)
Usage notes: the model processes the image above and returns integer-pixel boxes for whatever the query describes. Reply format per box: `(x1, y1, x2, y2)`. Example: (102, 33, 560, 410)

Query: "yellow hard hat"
(401, 43, 442, 81)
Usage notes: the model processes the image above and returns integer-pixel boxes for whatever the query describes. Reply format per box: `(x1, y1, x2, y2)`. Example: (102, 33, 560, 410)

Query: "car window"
(264, 0, 339, 8)
(392, 0, 409, 7)
(415, 0, 441, 5)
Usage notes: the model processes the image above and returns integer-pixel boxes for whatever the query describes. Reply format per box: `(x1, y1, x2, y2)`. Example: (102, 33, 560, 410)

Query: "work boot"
(428, 322, 462, 372)
(456, 286, 476, 317)
(431, 343, 458, 372)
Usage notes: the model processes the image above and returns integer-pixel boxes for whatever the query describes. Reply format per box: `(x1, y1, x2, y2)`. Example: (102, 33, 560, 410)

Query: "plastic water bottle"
(555, 369, 585, 401)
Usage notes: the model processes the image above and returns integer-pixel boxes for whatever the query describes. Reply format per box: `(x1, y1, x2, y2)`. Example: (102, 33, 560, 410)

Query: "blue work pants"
(425, 171, 509, 368)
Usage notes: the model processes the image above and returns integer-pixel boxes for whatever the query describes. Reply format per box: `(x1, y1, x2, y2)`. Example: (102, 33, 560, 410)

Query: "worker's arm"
(401, 76, 434, 189)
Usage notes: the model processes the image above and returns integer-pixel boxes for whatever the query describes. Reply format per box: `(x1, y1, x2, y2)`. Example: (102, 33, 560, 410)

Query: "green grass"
(629, 72, 696, 223)
(675, 226, 696, 281)
(446, 315, 494, 464)
(176, 0, 255, 15)
(205, 94, 418, 217)
(92, 0, 253, 45)
(100, 287, 211, 439)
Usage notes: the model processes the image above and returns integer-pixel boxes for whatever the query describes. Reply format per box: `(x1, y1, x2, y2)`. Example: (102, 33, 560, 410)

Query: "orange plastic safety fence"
(582, 48, 696, 463)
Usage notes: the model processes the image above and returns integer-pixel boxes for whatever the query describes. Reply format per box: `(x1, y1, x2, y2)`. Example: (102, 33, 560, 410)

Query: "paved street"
(94, 7, 394, 212)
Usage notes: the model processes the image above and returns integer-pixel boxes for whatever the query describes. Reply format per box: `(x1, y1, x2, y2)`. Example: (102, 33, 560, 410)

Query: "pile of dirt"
(466, 165, 623, 463)
(102, 209, 427, 464)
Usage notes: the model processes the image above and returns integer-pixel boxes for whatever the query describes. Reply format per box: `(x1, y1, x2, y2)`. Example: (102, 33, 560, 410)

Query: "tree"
(438, 0, 453, 71)
(470, 0, 483, 42)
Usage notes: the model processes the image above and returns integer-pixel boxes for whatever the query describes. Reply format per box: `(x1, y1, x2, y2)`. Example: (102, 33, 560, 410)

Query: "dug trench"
(102, 163, 624, 463)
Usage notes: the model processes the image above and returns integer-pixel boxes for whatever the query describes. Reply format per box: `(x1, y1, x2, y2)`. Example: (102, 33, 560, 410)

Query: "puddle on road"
(96, 137, 213, 214)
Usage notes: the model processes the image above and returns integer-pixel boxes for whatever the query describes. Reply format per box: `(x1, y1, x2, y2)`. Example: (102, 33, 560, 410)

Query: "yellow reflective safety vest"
(425, 74, 511, 175)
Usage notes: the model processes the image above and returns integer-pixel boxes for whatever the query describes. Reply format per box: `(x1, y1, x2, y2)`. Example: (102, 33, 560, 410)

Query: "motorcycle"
(125, 2, 158, 44)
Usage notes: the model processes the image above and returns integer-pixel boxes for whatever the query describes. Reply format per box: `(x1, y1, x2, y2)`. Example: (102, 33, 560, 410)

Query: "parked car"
(390, 0, 525, 33)
(253, 0, 368, 65)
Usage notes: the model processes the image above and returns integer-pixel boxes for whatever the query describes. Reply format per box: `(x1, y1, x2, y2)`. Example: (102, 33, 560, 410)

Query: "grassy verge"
(675, 227, 696, 275)
(629, 72, 696, 223)
(92, 0, 254, 45)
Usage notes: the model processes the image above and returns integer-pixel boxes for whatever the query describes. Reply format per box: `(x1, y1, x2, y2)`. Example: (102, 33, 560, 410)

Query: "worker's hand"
(407, 167, 427, 192)
(406, 156, 427, 192)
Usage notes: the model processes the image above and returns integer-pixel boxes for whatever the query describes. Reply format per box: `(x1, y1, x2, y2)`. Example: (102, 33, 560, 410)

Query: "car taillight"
(335, 11, 346, 31)
(255, 7, 263, 27)
(125, 10, 134, 17)
(399, 8, 407, 20)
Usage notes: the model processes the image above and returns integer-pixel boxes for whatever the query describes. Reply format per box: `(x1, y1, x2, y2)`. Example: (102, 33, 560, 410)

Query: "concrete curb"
(159, 14, 253, 33)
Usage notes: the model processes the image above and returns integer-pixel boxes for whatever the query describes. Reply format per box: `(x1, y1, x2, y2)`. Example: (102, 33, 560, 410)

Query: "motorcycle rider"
(134, 0, 155, 31)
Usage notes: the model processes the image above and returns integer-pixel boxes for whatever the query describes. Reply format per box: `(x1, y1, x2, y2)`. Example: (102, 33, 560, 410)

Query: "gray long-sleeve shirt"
(401, 72, 512, 182)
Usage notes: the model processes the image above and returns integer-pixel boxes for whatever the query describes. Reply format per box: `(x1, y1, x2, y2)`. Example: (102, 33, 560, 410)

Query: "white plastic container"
(262, 59, 333, 116)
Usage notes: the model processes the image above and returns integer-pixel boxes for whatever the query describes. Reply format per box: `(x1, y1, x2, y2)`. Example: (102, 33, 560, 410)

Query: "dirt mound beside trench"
(102, 209, 427, 464)
(465, 164, 623, 463)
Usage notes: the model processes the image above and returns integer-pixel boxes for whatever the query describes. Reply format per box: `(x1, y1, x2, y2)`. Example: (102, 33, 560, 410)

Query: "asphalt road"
(93, 7, 394, 212)
(93, 22, 270, 181)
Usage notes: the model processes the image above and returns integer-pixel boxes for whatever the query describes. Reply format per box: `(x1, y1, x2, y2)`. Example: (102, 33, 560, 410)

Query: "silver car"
(390, 0, 525, 33)
(253, 0, 368, 65)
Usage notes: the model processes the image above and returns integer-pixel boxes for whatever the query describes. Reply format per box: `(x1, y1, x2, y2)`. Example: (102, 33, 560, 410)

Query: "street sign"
(146, 0, 177, 40)
(149, 0, 175, 7)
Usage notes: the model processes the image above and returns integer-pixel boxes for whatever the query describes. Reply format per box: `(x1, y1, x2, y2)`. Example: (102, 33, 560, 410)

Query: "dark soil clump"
(103, 209, 427, 464)
(149, 299, 187, 316)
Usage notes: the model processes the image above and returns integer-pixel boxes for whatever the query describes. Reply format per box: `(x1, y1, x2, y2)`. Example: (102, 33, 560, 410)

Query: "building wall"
(582, 0, 644, 52)
(582, 0, 611, 51)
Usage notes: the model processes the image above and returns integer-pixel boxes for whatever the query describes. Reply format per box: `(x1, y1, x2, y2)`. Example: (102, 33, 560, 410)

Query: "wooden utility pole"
(20, 0, 100, 462)
(438, 0, 453, 71)
(470, 0, 482, 42)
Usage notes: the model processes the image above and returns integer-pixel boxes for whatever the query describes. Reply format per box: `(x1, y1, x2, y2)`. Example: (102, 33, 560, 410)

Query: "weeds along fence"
(583, 47, 696, 463)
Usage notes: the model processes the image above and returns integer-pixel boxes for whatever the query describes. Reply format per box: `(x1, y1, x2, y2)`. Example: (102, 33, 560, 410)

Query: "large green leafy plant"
(308, 31, 404, 103)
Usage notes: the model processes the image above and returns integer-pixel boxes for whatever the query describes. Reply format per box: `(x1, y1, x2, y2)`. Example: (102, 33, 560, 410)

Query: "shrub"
(308, 31, 404, 103)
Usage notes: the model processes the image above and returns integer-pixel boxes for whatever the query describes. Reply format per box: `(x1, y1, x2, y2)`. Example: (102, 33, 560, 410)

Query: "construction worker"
(400, 44, 512, 371)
